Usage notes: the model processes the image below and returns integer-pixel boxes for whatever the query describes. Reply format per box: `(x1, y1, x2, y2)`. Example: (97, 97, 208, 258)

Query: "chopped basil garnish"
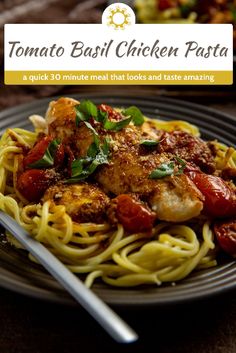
(175, 156, 187, 175)
(72, 100, 144, 181)
(101, 137, 110, 156)
(74, 100, 144, 132)
(140, 140, 159, 147)
(66, 138, 110, 183)
(149, 162, 175, 179)
(84, 121, 99, 136)
(103, 116, 132, 131)
(71, 159, 86, 177)
(149, 157, 187, 179)
(29, 139, 60, 168)
(75, 100, 97, 126)
(96, 109, 107, 123)
(122, 106, 144, 126)
(96, 108, 133, 131)
(87, 139, 99, 158)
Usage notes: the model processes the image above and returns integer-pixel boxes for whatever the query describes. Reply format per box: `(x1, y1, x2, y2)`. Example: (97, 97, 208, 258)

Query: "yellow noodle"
(0, 115, 235, 289)
(148, 118, 200, 136)
(85, 270, 104, 288)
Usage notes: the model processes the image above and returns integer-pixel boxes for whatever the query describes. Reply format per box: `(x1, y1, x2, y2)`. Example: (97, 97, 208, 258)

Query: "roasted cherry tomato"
(17, 169, 55, 202)
(23, 136, 52, 168)
(187, 172, 236, 218)
(115, 194, 155, 233)
(214, 219, 236, 256)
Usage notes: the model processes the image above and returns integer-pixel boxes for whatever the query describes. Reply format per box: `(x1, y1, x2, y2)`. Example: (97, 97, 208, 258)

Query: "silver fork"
(0, 210, 138, 344)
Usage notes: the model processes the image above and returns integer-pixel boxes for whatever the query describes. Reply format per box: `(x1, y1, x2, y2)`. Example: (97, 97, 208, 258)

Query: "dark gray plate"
(0, 94, 236, 306)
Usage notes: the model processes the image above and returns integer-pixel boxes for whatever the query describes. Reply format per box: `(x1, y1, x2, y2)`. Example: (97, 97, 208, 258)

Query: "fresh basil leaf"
(102, 137, 110, 155)
(87, 138, 100, 158)
(84, 121, 99, 136)
(82, 100, 98, 117)
(103, 116, 132, 131)
(174, 156, 186, 175)
(29, 139, 60, 168)
(77, 100, 97, 118)
(67, 155, 108, 183)
(96, 109, 108, 123)
(123, 106, 144, 126)
(70, 158, 90, 180)
(97, 107, 132, 131)
(67, 138, 110, 183)
(75, 100, 98, 126)
(140, 140, 159, 146)
(149, 162, 175, 179)
(49, 139, 60, 157)
(75, 101, 144, 131)
(86, 150, 109, 175)
(29, 152, 53, 168)
(74, 106, 86, 125)
(71, 159, 84, 177)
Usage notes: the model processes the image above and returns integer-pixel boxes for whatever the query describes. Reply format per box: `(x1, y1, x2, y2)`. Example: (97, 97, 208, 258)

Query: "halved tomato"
(17, 169, 55, 202)
(187, 172, 236, 218)
(115, 194, 155, 233)
(214, 219, 236, 256)
(23, 136, 52, 168)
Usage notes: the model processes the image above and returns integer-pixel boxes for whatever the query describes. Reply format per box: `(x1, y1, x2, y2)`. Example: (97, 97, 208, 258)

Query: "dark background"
(1, 286, 236, 353)
(0, 1, 236, 352)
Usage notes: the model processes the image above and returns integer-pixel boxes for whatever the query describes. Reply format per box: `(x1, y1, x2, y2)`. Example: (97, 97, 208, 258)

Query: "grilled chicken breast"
(43, 183, 109, 223)
(96, 135, 204, 222)
(44, 97, 209, 223)
(46, 97, 94, 158)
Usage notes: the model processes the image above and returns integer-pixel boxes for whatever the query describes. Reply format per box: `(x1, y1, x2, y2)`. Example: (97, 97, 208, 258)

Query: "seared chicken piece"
(149, 174, 204, 222)
(46, 97, 78, 139)
(46, 97, 94, 157)
(45, 97, 205, 222)
(46, 98, 154, 158)
(43, 183, 109, 223)
(97, 147, 204, 222)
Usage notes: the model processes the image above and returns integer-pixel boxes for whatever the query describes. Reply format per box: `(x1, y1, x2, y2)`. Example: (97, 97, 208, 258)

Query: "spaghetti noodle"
(0, 100, 235, 288)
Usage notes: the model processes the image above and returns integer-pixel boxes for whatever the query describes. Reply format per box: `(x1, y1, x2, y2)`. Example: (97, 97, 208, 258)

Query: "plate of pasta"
(0, 94, 235, 306)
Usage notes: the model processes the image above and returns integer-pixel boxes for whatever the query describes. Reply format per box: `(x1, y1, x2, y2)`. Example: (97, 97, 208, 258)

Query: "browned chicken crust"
(96, 134, 204, 222)
(149, 174, 204, 222)
(46, 97, 94, 158)
(43, 183, 109, 223)
(44, 97, 212, 223)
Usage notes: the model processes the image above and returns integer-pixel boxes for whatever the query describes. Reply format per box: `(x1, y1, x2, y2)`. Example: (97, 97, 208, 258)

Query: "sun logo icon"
(107, 6, 131, 30)
(102, 3, 135, 30)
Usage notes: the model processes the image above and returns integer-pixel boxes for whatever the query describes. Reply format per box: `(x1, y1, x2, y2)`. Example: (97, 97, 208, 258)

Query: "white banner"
(5, 23, 233, 71)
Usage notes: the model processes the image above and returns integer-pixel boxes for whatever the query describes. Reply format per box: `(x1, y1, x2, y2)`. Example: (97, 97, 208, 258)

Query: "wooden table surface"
(0, 86, 236, 353)
(1, 286, 236, 353)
